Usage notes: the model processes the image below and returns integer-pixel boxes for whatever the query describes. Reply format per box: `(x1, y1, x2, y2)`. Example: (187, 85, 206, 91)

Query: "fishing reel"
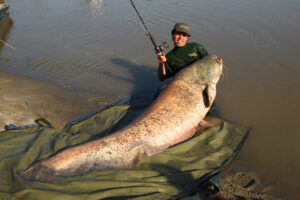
(155, 42, 169, 54)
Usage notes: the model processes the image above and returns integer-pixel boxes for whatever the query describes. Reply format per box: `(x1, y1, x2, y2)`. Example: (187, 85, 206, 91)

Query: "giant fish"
(17, 55, 223, 183)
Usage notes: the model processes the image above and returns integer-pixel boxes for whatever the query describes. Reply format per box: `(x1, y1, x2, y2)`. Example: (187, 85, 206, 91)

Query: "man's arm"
(157, 63, 167, 82)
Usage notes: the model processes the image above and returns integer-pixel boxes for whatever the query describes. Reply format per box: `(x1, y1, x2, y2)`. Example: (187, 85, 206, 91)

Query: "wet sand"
(0, 69, 102, 131)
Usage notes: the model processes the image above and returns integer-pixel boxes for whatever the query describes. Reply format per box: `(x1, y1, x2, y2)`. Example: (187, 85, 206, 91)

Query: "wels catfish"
(17, 55, 223, 183)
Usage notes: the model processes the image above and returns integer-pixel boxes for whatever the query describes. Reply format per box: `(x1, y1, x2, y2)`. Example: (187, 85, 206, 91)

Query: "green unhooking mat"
(0, 101, 249, 200)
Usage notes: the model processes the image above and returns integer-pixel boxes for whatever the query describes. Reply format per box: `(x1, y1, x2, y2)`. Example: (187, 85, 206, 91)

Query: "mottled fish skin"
(17, 55, 223, 183)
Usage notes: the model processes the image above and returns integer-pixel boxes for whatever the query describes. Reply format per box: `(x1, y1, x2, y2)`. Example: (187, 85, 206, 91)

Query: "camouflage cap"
(171, 22, 191, 36)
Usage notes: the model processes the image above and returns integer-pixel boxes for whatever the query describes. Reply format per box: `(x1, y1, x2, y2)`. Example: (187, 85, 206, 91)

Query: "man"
(156, 23, 217, 116)
(157, 22, 208, 81)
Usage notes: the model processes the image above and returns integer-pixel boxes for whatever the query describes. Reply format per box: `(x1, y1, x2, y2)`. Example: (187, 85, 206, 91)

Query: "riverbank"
(0, 69, 103, 130)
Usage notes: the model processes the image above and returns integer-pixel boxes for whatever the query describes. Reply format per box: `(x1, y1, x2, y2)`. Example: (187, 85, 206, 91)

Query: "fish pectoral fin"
(198, 119, 216, 128)
(203, 84, 213, 108)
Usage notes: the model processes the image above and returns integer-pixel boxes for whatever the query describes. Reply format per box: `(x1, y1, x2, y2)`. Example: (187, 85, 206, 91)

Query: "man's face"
(172, 32, 189, 47)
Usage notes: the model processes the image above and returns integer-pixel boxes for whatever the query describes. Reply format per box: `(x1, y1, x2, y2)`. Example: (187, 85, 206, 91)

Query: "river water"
(1, 0, 300, 199)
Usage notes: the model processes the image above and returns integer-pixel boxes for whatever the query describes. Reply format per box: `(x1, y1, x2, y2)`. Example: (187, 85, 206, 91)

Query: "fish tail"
(17, 163, 56, 183)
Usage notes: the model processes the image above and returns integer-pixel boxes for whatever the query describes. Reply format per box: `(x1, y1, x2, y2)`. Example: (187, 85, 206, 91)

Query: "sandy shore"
(0, 70, 104, 131)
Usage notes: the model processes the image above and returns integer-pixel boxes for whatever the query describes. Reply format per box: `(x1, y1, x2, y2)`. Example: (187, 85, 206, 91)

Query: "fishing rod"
(129, 0, 168, 54)
(0, 39, 16, 51)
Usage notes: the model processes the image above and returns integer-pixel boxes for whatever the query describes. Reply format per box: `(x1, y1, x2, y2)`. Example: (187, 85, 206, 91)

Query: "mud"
(209, 171, 281, 200)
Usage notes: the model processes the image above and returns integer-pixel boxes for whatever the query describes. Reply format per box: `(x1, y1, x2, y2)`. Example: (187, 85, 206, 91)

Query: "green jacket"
(165, 42, 208, 78)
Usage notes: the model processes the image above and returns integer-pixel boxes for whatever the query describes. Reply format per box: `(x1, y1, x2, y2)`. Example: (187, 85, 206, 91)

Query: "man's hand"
(157, 52, 167, 64)
(157, 52, 167, 82)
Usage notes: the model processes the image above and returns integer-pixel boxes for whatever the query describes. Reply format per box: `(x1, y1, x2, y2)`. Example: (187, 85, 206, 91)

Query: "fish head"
(194, 55, 223, 85)
(176, 55, 223, 85)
